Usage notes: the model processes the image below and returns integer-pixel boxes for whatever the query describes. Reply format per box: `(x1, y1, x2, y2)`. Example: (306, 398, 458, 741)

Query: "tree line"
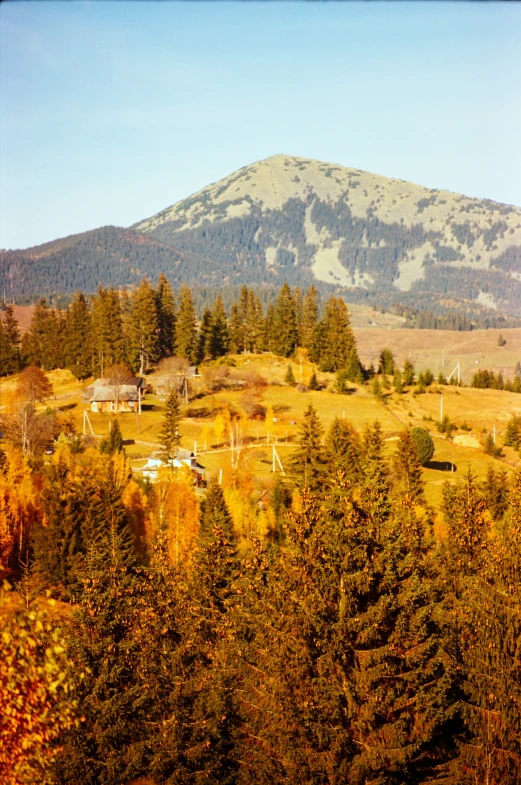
(0, 278, 363, 382)
(1, 404, 520, 784)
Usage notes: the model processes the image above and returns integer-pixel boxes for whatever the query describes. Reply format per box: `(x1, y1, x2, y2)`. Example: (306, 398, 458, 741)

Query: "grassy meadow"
(3, 342, 519, 527)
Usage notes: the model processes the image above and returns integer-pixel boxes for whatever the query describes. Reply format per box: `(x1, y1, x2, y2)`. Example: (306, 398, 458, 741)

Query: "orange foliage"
(0, 449, 42, 578)
(153, 467, 200, 567)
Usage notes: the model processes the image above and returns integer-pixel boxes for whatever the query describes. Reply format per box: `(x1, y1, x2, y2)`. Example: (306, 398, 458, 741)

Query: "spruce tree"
(301, 285, 319, 354)
(325, 416, 361, 482)
(160, 390, 181, 465)
(156, 273, 176, 359)
(196, 307, 214, 363)
(174, 284, 198, 364)
(291, 403, 326, 490)
(272, 283, 297, 358)
(128, 279, 159, 376)
(284, 363, 296, 385)
(210, 293, 230, 358)
(99, 419, 124, 456)
(184, 481, 240, 784)
(64, 292, 92, 380)
(1, 305, 21, 375)
(317, 297, 362, 379)
(91, 287, 125, 377)
(393, 429, 425, 502)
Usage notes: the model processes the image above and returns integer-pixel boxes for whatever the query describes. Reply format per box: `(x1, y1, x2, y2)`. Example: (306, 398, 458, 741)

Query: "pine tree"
(301, 285, 318, 354)
(160, 390, 181, 465)
(325, 417, 361, 482)
(174, 284, 197, 364)
(0, 306, 21, 375)
(378, 347, 395, 375)
(64, 292, 92, 380)
(402, 359, 415, 386)
(210, 293, 229, 358)
(317, 297, 362, 379)
(55, 500, 142, 785)
(359, 421, 391, 527)
(22, 299, 64, 370)
(184, 481, 240, 784)
(99, 419, 124, 456)
(291, 403, 326, 490)
(308, 368, 319, 390)
(393, 429, 425, 502)
(156, 273, 176, 360)
(91, 287, 125, 377)
(228, 302, 242, 354)
(272, 283, 297, 358)
(197, 307, 214, 363)
(284, 363, 296, 385)
(128, 279, 159, 376)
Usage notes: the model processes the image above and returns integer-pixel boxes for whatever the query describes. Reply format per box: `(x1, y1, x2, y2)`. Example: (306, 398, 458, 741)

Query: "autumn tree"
(17, 366, 53, 405)
(0, 582, 80, 785)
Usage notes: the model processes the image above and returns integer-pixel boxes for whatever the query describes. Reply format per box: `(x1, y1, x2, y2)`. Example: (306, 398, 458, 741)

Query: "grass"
(2, 354, 517, 508)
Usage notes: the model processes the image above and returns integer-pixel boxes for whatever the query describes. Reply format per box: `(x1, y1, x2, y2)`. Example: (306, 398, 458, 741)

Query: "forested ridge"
(2, 155, 520, 317)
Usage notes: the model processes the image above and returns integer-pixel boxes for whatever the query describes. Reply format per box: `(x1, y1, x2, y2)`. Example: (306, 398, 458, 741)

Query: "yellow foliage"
(122, 479, 150, 561)
(0, 449, 42, 576)
(153, 466, 200, 567)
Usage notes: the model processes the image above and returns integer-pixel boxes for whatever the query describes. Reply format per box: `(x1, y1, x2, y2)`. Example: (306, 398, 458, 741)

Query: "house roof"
(85, 376, 144, 403)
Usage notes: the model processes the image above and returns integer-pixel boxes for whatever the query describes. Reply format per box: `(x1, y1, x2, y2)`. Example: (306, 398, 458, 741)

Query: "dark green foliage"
(378, 347, 395, 375)
(156, 272, 176, 359)
(436, 414, 457, 438)
(504, 413, 521, 450)
(91, 287, 126, 377)
(99, 420, 124, 456)
(22, 299, 65, 370)
(290, 402, 326, 490)
(210, 293, 230, 358)
(284, 363, 296, 385)
(393, 429, 425, 501)
(128, 279, 159, 375)
(316, 297, 362, 379)
(483, 432, 503, 458)
(64, 292, 92, 380)
(410, 426, 435, 465)
(174, 283, 198, 363)
(272, 282, 297, 357)
(160, 390, 181, 465)
(402, 358, 415, 386)
(308, 368, 319, 390)
(0, 306, 21, 376)
(325, 416, 361, 481)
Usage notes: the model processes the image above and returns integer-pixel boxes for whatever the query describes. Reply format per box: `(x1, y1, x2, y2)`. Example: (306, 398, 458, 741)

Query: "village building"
(135, 449, 205, 484)
(85, 375, 147, 413)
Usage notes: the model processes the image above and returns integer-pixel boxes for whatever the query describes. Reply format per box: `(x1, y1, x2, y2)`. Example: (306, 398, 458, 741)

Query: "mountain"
(2, 155, 521, 315)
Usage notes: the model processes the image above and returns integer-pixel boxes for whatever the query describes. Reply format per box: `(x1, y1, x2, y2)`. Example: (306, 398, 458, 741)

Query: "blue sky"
(1, 1, 520, 249)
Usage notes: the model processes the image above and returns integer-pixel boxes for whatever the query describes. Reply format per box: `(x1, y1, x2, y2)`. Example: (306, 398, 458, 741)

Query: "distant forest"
(1, 192, 520, 319)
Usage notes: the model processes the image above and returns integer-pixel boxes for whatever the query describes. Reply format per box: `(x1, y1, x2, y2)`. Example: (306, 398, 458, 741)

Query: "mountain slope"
(2, 155, 520, 316)
(133, 154, 521, 315)
(0, 226, 212, 300)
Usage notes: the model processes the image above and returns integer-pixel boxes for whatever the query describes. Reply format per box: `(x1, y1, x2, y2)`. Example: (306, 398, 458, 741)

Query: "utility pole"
(440, 394, 443, 422)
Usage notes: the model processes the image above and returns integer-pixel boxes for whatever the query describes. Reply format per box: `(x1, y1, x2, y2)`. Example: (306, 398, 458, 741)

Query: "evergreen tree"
(210, 293, 229, 358)
(272, 282, 297, 358)
(197, 307, 214, 363)
(325, 417, 361, 482)
(301, 285, 318, 354)
(91, 287, 125, 377)
(284, 363, 296, 385)
(160, 390, 181, 465)
(410, 426, 435, 465)
(378, 347, 395, 375)
(402, 359, 415, 386)
(128, 279, 159, 376)
(174, 284, 198, 364)
(393, 429, 425, 502)
(22, 299, 64, 370)
(185, 481, 240, 784)
(291, 403, 326, 490)
(0, 305, 21, 375)
(360, 421, 391, 527)
(55, 500, 142, 785)
(317, 297, 362, 379)
(99, 419, 124, 456)
(228, 302, 242, 354)
(156, 273, 176, 360)
(308, 368, 319, 390)
(64, 292, 92, 380)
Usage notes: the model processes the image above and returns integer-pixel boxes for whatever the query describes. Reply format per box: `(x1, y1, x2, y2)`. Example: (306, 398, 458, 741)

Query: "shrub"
(410, 427, 435, 465)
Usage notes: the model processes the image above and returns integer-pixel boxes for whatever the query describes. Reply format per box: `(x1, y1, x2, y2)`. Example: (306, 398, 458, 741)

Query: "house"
(85, 375, 146, 413)
(135, 449, 205, 483)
